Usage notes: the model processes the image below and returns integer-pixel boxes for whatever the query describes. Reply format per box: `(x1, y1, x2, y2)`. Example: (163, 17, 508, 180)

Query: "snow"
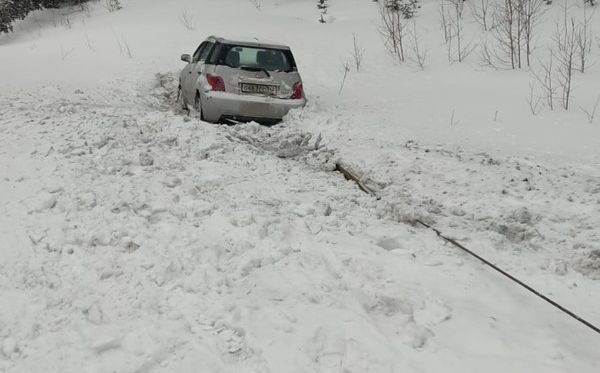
(208, 34, 292, 49)
(1, 0, 600, 372)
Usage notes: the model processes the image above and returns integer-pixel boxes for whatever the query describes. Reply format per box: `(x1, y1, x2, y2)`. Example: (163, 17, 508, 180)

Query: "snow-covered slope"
(1, 0, 599, 372)
(2, 0, 599, 163)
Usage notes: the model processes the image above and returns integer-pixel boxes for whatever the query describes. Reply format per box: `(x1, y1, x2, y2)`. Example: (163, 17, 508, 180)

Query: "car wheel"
(177, 86, 187, 112)
(194, 91, 205, 121)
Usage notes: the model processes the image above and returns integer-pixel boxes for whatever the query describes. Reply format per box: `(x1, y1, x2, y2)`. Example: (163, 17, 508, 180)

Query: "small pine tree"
(386, 0, 419, 19)
(105, 0, 122, 12)
(317, 0, 328, 23)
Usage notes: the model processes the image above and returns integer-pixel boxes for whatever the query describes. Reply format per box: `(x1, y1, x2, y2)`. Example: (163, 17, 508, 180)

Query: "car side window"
(192, 42, 206, 63)
(198, 42, 214, 63)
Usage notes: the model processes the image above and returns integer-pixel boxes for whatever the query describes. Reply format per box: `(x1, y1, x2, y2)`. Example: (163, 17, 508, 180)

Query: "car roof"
(207, 35, 291, 50)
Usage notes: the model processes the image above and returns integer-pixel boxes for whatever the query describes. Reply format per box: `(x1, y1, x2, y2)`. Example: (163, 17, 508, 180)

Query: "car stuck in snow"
(178, 35, 306, 125)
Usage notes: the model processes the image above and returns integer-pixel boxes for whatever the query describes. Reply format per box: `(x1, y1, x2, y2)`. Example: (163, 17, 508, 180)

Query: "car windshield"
(215, 44, 294, 72)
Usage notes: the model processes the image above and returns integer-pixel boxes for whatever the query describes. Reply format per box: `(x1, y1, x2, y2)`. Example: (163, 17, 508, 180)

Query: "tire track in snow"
(0, 84, 444, 372)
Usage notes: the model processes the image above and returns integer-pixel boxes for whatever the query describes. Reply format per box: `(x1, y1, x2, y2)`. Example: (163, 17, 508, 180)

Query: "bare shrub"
(84, 33, 95, 52)
(449, 110, 459, 126)
(580, 94, 600, 124)
(379, 2, 408, 63)
(352, 34, 366, 72)
(493, 110, 501, 122)
(60, 45, 75, 60)
(480, 36, 500, 68)
(445, 0, 475, 62)
(554, 3, 578, 110)
(576, 5, 594, 73)
(532, 49, 557, 110)
(339, 60, 351, 94)
(469, 0, 494, 31)
(485, 0, 546, 69)
(527, 82, 543, 115)
(439, 1, 451, 43)
(521, 0, 546, 67)
(408, 21, 428, 69)
(113, 30, 133, 59)
(491, 0, 520, 68)
(122, 37, 133, 59)
(179, 9, 196, 31)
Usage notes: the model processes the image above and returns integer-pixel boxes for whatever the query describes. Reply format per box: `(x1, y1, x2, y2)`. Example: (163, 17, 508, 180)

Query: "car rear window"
(212, 44, 296, 72)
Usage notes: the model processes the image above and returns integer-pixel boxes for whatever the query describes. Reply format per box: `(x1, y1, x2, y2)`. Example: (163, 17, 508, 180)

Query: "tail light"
(206, 74, 225, 91)
(291, 82, 304, 99)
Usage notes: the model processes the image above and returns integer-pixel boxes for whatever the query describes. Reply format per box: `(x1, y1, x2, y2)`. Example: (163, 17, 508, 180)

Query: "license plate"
(241, 83, 277, 96)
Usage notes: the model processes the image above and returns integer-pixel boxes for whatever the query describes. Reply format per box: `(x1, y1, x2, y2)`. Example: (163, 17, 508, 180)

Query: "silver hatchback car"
(178, 35, 306, 125)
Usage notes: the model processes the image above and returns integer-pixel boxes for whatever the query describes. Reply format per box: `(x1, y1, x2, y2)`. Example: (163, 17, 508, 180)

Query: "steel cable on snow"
(334, 162, 600, 337)
(414, 219, 600, 336)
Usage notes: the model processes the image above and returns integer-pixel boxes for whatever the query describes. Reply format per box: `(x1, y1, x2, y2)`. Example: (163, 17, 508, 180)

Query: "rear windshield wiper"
(239, 65, 271, 78)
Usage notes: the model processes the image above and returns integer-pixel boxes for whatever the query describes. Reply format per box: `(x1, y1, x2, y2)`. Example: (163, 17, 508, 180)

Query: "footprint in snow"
(163, 176, 182, 188)
(310, 327, 393, 373)
(25, 192, 57, 213)
(375, 237, 402, 251)
(366, 294, 438, 350)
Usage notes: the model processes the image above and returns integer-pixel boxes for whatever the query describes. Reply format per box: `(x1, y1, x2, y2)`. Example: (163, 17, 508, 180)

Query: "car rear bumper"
(202, 91, 306, 123)
(219, 115, 282, 126)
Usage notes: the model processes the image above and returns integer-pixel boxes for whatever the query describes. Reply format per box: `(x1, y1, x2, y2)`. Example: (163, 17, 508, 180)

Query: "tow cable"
(335, 162, 600, 336)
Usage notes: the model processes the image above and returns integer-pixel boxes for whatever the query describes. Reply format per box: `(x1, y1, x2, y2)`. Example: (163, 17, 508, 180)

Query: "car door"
(182, 42, 207, 101)
(189, 42, 215, 97)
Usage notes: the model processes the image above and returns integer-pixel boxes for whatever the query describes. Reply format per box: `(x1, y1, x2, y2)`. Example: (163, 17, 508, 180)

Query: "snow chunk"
(139, 152, 154, 166)
(573, 249, 600, 279)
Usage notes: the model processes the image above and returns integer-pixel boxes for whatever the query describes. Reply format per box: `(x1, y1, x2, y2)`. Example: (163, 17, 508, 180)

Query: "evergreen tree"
(0, 1, 35, 33)
(0, 0, 14, 33)
(0, 0, 92, 34)
(386, 0, 420, 19)
(317, 0, 328, 23)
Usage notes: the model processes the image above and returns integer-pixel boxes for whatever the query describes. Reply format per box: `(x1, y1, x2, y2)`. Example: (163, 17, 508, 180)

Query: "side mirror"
(181, 54, 191, 63)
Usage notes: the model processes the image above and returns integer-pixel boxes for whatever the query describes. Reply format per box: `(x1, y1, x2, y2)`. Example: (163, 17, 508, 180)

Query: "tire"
(194, 91, 205, 121)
